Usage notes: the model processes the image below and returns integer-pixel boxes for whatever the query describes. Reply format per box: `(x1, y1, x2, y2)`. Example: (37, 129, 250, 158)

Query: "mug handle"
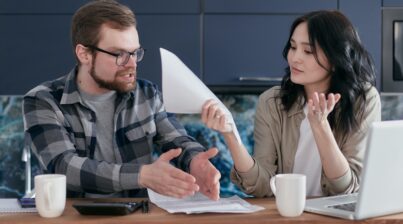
(45, 182, 53, 210)
(269, 176, 277, 196)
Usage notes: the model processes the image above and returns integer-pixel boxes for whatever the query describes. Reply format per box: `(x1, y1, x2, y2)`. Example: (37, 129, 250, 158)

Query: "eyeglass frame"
(85, 45, 145, 66)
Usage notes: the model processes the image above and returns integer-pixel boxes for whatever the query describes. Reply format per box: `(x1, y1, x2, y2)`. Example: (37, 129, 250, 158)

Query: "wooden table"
(1, 198, 403, 224)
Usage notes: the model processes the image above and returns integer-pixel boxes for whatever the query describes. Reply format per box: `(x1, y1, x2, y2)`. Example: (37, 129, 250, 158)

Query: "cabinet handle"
(238, 77, 283, 82)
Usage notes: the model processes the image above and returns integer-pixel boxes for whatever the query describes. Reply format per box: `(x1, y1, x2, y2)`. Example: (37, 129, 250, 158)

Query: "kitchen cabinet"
(203, 0, 338, 89)
(123, 0, 201, 90)
(383, 0, 403, 6)
(0, 0, 385, 94)
(0, 1, 88, 95)
(0, 15, 75, 95)
(0, 0, 200, 94)
(134, 15, 201, 90)
(339, 0, 381, 89)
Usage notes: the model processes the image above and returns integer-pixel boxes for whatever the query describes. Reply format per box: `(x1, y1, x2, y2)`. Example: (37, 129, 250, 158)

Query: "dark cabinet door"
(203, 0, 338, 87)
(382, 0, 403, 7)
(0, 15, 75, 94)
(204, 0, 337, 13)
(125, 0, 201, 89)
(339, 0, 381, 90)
(203, 14, 295, 86)
(0, 0, 86, 13)
(0, 0, 201, 94)
(0, 1, 85, 95)
(136, 15, 201, 90)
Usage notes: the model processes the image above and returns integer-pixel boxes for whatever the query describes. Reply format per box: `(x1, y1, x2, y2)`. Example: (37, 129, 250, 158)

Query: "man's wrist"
(138, 164, 148, 188)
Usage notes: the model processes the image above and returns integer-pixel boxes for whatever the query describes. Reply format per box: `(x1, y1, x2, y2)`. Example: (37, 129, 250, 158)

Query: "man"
(23, 0, 220, 200)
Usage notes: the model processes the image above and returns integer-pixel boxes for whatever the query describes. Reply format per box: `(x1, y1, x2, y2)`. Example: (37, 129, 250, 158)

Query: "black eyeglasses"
(86, 45, 145, 66)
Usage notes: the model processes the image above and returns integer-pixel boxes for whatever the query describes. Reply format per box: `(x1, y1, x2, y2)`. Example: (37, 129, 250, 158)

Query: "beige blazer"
(231, 86, 381, 197)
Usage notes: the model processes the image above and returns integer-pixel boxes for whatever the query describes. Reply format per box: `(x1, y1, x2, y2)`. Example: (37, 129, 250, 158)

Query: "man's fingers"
(201, 180, 220, 201)
(208, 167, 221, 186)
(150, 165, 200, 198)
(163, 167, 199, 197)
(170, 167, 197, 184)
(164, 172, 199, 192)
(160, 184, 197, 198)
(213, 170, 221, 183)
(197, 148, 219, 161)
(159, 148, 182, 161)
(205, 147, 219, 158)
(209, 182, 220, 201)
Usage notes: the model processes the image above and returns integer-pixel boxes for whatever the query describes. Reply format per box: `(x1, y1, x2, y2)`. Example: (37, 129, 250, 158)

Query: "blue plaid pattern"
(23, 67, 205, 197)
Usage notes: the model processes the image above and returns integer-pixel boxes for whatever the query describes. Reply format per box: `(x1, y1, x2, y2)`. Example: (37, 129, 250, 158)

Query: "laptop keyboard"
(326, 194, 358, 203)
(325, 193, 358, 212)
(329, 202, 356, 212)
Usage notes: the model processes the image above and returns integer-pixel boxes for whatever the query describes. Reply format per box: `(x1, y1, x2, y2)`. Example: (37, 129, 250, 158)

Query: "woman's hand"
(201, 99, 233, 133)
(307, 92, 341, 125)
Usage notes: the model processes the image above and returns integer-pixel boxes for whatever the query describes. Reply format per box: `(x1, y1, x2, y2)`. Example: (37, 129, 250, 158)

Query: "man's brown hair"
(71, 0, 136, 61)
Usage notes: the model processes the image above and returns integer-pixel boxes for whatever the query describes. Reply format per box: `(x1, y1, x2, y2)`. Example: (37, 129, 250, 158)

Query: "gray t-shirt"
(79, 89, 123, 198)
(79, 89, 117, 163)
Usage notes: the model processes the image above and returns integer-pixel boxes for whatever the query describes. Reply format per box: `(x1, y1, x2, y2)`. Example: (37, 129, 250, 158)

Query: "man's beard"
(90, 64, 136, 93)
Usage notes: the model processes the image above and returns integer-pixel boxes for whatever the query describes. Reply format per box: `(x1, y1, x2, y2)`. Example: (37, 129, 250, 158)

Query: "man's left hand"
(190, 147, 221, 201)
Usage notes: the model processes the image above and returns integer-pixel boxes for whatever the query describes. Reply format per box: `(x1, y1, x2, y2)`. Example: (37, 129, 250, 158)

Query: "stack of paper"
(0, 199, 37, 213)
(148, 189, 264, 214)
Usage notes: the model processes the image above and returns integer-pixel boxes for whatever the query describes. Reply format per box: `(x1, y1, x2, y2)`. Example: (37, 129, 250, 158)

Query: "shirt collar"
(287, 94, 305, 117)
(60, 66, 83, 105)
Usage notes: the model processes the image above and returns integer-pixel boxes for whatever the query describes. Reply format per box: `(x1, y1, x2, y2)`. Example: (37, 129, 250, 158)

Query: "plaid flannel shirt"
(23, 67, 205, 197)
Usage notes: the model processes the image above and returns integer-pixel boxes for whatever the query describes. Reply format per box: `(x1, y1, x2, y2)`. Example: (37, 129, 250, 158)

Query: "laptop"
(304, 120, 403, 220)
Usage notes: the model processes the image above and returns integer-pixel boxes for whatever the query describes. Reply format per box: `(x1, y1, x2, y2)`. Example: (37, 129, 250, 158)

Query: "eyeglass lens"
(116, 48, 144, 66)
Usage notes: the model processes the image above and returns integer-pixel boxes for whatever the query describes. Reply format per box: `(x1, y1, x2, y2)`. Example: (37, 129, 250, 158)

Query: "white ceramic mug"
(269, 174, 306, 217)
(34, 174, 66, 218)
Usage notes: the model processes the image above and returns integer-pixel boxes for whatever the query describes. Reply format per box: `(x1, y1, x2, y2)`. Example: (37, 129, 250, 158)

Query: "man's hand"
(139, 148, 199, 198)
(190, 148, 221, 201)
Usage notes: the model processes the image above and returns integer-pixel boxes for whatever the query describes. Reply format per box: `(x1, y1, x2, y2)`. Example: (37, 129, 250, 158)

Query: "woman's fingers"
(308, 92, 342, 117)
(319, 93, 327, 113)
(202, 99, 215, 123)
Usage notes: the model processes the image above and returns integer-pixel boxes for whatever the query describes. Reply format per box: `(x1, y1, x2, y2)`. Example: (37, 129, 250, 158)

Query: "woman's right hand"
(202, 100, 255, 173)
(201, 99, 233, 133)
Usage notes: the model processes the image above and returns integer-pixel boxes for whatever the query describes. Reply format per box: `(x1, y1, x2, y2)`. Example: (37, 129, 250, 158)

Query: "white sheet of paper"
(0, 199, 37, 213)
(148, 189, 264, 214)
(160, 48, 242, 143)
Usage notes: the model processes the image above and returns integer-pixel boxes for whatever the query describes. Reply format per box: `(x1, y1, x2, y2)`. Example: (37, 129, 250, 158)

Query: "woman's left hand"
(307, 92, 341, 124)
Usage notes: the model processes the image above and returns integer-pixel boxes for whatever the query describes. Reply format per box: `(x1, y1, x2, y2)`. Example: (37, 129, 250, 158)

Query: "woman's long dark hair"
(280, 10, 376, 142)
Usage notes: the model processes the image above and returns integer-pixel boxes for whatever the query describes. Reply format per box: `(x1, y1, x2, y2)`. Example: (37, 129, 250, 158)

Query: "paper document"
(0, 199, 37, 213)
(148, 189, 264, 214)
(160, 48, 242, 143)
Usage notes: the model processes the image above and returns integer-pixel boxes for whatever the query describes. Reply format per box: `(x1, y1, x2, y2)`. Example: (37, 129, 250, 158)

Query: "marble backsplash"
(1, 93, 402, 198)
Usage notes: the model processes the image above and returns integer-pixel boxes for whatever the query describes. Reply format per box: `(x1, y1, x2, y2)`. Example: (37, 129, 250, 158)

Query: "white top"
(293, 105, 323, 197)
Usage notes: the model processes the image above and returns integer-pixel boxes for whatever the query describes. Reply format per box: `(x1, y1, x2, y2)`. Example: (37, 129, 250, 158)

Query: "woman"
(202, 10, 381, 197)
